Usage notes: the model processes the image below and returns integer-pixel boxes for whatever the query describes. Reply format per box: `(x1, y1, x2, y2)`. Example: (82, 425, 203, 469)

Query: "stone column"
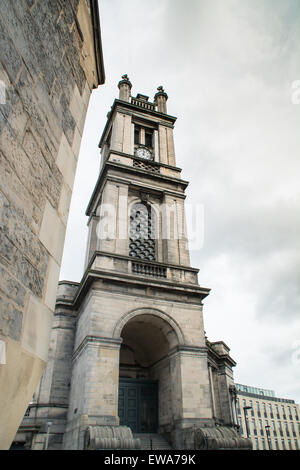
(97, 181, 119, 253)
(230, 386, 239, 427)
(115, 183, 129, 256)
(158, 124, 169, 165)
(122, 114, 132, 154)
(118, 74, 132, 102)
(64, 337, 122, 449)
(154, 130, 159, 162)
(84, 214, 100, 269)
(111, 112, 124, 152)
(154, 86, 168, 114)
(208, 365, 217, 418)
(169, 347, 213, 434)
(161, 195, 190, 266)
(217, 365, 236, 425)
(166, 127, 176, 166)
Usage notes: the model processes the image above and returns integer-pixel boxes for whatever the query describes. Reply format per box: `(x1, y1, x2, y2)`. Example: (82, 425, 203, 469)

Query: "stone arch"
(116, 308, 185, 433)
(128, 196, 160, 239)
(128, 195, 159, 214)
(113, 307, 185, 346)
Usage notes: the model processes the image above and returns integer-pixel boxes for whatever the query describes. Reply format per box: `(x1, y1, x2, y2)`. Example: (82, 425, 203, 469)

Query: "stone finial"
(118, 74, 132, 102)
(154, 85, 168, 114)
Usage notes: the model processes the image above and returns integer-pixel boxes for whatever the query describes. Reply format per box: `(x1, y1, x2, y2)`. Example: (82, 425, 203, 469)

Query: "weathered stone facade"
(14, 77, 250, 450)
(0, 0, 104, 449)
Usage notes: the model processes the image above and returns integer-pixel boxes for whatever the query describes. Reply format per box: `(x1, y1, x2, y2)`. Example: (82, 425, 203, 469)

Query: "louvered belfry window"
(129, 202, 156, 261)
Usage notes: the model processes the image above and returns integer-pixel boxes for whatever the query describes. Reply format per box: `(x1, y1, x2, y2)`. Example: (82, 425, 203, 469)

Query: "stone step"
(133, 433, 173, 450)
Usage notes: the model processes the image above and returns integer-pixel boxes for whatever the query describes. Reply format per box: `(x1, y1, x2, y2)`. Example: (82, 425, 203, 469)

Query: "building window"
(252, 419, 257, 436)
(256, 402, 261, 417)
(129, 202, 156, 261)
(285, 422, 290, 437)
(291, 422, 296, 437)
(265, 420, 269, 428)
(134, 125, 140, 145)
(145, 129, 153, 147)
(259, 419, 264, 436)
(238, 416, 242, 435)
(282, 405, 287, 420)
(134, 124, 154, 149)
(262, 403, 267, 418)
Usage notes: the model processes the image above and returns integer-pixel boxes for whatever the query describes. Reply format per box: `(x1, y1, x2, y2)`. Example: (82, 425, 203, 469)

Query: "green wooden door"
(118, 378, 158, 433)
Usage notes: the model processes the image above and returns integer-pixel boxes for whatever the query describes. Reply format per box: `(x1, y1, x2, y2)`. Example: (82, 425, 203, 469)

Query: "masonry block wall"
(0, 0, 104, 449)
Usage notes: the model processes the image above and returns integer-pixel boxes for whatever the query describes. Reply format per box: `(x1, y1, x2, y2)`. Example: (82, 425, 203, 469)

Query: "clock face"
(136, 147, 152, 160)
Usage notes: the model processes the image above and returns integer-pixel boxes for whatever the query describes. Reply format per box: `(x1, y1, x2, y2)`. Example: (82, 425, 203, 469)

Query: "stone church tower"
(14, 76, 250, 450)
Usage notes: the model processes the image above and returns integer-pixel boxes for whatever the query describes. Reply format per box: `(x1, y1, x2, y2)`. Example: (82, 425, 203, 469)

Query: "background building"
(236, 383, 300, 450)
(0, 0, 105, 449)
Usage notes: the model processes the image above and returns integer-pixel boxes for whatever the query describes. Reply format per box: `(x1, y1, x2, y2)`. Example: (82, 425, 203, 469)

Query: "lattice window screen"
(129, 203, 156, 261)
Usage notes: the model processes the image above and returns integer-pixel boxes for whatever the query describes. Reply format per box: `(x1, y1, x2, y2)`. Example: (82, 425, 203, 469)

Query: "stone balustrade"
(90, 251, 199, 285)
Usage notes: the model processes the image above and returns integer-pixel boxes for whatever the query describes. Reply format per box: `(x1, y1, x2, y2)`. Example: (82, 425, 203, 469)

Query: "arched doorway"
(117, 313, 181, 434)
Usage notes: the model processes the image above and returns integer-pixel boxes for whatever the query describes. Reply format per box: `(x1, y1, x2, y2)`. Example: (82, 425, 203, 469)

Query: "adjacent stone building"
(13, 76, 251, 450)
(0, 1, 105, 449)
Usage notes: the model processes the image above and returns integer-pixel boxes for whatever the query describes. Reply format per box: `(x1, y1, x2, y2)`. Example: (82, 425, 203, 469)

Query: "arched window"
(129, 202, 156, 261)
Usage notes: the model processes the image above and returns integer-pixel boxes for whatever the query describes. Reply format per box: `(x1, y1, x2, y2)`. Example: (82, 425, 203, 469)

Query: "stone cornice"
(55, 252, 210, 311)
(169, 344, 208, 357)
(108, 150, 183, 173)
(72, 335, 122, 362)
(207, 343, 237, 368)
(86, 158, 189, 216)
(90, 0, 105, 85)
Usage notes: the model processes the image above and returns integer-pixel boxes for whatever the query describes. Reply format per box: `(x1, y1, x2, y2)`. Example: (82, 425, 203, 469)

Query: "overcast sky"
(60, 0, 300, 403)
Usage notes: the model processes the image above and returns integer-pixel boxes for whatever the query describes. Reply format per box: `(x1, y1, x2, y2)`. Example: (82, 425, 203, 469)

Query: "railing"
(132, 261, 167, 278)
(131, 98, 156, 111)
(133, 159, 160, 174)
